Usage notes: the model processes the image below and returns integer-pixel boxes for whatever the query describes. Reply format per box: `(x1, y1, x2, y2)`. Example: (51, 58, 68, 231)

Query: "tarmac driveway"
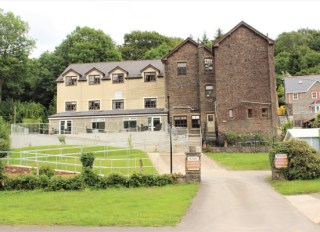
(0, 153, 319, 232)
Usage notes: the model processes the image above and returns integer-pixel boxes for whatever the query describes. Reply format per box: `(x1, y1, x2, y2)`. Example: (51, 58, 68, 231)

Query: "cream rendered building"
(49, 60, 167, 134)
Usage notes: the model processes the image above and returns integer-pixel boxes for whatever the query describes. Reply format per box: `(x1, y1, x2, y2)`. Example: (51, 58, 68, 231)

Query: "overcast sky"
(1, 0, 320, 58)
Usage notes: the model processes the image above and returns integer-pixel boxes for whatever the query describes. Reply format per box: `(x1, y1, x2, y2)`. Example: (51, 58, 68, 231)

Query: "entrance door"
(60, 120, 72, 134)
(148, 117, 162, 131)
(207, 114, 215, 132)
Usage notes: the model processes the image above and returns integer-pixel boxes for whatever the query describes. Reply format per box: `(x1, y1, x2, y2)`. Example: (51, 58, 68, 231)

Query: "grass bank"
(0, 184, 198, 226)
(206, 152, 270, 170)
(270, 178, 320, 195)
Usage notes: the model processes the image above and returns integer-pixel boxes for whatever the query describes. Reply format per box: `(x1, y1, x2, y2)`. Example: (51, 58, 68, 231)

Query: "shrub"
(225, 132, 238, 146)
(80, 152, 95, 168)
(47, 176, 83, 191)
(57, 135, 66, 145)
(270, 140, 320, 180)
(32, 165, 55, 178)
(0, 160, 7, 189)
(5, 175, 41, 190)
(106, 173, 128, 187)
(80, 168, 100, 187)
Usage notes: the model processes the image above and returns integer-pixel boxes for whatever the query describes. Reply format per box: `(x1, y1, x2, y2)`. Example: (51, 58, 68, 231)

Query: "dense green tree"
(213, 28, 224, 43)
(0, 9, 35, 102)
(54, 26, 122, 67)
(120, 31, 182, 60)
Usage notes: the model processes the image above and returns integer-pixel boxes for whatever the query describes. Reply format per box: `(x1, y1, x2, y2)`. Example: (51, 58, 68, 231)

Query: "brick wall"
(213, 25, 278, 141)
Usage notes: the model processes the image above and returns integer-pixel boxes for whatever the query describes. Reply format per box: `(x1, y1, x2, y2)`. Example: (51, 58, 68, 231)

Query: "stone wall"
(213, 24, 278, 142)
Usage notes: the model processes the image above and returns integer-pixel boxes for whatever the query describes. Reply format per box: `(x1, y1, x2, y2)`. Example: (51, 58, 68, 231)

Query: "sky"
(1, 0, 320, 58)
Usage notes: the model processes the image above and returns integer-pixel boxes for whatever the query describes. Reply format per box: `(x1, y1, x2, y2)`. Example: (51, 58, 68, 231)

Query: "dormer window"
(112, 73, 124, 84)
(89, 75, 100, 85)
(66, 76, 77, 86)
(144, 72, 156, 82)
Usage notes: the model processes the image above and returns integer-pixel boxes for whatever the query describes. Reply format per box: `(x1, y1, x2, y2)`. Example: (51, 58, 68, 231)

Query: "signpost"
(274, 153, 288, 168)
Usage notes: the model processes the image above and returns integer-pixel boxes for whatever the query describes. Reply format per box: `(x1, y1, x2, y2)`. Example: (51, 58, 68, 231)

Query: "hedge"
(270, 140, 320, 180)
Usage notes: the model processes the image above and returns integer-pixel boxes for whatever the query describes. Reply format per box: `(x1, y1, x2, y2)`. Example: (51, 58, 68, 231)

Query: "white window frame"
(293, 93, 299, 100)
(65, 101, 77, 111)
(88, 100, 101, 110)
(112, 99, 124, 110)
(312, 92, 318, 99)
(144, 98, 157, 108)
(89, 75, 101, 85)
(144, 72, 156, 82)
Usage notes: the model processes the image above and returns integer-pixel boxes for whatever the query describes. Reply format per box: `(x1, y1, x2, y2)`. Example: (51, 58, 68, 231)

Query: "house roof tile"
(284, 75, 320, 93)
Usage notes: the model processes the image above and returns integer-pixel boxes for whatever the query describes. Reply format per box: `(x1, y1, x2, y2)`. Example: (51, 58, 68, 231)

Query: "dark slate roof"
(284, 75, 320, 93)
(49, 108, 168, 119)
(56, 60, 164, 82)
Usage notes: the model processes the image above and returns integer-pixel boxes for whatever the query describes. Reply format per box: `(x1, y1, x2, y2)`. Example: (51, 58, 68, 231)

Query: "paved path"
(1, 153, 320, 232)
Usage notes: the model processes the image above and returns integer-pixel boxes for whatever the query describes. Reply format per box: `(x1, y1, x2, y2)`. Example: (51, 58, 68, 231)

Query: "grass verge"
(270, 178, 320, 195)
(0, 184, 198, 226)
(206, 152, 270, 170)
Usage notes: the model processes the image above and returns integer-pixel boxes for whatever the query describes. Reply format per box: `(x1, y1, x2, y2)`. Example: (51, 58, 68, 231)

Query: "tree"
(0, 9, 35, 102)
(199, 32, 212, 48)
(213, 28, 224, 43)
(120, 31, 182, 60)
(54, 26, 122, 67)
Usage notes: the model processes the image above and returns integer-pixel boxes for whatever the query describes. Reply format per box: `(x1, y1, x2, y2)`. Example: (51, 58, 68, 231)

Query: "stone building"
(162, 21, 278, 143)
(49, 21, 278, 144)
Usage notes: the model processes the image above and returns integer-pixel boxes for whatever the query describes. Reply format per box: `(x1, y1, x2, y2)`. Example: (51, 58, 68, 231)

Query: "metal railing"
(1, 145, 156, 176)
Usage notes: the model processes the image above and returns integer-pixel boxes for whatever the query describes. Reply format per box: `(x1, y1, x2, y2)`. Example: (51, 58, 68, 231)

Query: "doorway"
(207, 114, 215, 132)
(60, 120, 72, 134)
(148, 117, 162, 131)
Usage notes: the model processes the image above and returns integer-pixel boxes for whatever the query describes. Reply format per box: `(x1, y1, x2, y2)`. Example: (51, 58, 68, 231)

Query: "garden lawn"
(270, 179, 320, 195)
(0, 184, 198, 226)
(8, 145, 156, 175)
(206, 153, 270, 170)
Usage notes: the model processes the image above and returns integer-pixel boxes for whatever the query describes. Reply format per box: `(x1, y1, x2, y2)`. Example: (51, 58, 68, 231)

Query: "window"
(92, 122, 105, 131)
(112, 100, 124, 109)
(89, 75, 100, 85)
(123, 117, 137, 130)
(205, 85, 213, 98)
(66, 76, 77, 86)
(204, 58, 213, 71)
(248, 109, 253, 118)
(112, 73, 124, 83)
(228, 109, 233, 118)
(144, 72, 156, 82)
(312, 106, 320, 113)
(192, 115, 200, 128)
(174, 116, 187, 127)
(293, 93, 299, 100)
(262, 108, 268, 118)
(144, 98, 157, 108)
(65, 101, 77, 111)
(89, 100, 100, 110)
(312, 92, 318, 99)
(177, 62, 186, 75)
(60, 120, 72, 134)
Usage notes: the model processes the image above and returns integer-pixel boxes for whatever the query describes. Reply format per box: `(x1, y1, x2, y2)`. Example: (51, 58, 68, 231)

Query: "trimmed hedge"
(270, 140, 320, 180)
(2, 172, 179, 191)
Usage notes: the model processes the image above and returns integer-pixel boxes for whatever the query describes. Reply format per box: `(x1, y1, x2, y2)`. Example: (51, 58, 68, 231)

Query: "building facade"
(162, 21, 278, 143)
(284, 75, 320, 127)
(49, 60, 167, 134)
(49, 21, 278, 143)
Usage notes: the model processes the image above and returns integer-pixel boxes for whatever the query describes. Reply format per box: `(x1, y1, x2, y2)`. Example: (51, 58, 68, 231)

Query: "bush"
(0, 117, 9, 153)
(32, 165, 55, 178)
(47, 176, 83, 191)
(106, 173, 128, 187)
(80, 168, 100, 187)
(5, 175, 41, 190)
(80, 152, 95, 168)
(270, 140, 320, 180)
(225, 132, 238, 146)
(0, 160, 7, 189)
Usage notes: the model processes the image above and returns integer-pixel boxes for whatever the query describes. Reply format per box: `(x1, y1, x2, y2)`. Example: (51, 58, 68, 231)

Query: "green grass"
(8, 145, 156, 175)
(0, 184, 198, 226)
(206, 152, 270, 170)
(270, 178, 320, 195)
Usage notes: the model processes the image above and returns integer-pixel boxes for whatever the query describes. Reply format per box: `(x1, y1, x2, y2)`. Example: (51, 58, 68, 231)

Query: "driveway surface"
(1, 153, 319, 232)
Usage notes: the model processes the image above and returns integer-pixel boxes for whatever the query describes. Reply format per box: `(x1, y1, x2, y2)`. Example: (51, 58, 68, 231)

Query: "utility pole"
(167, 96, 173, 174)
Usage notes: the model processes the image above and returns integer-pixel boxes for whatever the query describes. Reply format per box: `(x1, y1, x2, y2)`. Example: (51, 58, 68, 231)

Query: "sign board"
(274, 153, 288, 168)
(187, 156, 200, 171)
